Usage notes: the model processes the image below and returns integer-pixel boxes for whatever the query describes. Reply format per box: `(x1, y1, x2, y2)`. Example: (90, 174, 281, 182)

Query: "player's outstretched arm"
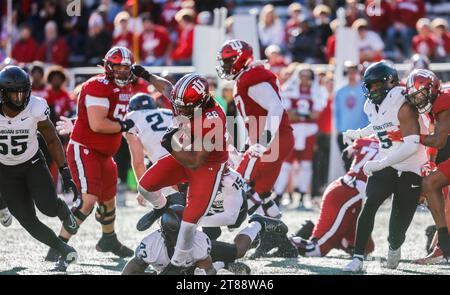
(132, 64, 173, 99)
(423, 109, 450, 149)
(126, 133, 146, 180)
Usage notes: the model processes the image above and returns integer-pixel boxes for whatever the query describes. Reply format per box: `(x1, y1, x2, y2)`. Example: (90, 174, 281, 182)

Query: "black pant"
(354, 167, 421, 255)
(0, 151, 70, 252)
(312, 133, 330, 196)
(0, 192, 6, 210)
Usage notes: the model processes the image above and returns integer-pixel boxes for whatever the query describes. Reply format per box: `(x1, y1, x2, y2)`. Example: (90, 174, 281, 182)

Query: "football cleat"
(250, 233, 277, 259)
(295, 219, 315, 239)
(289, 236, 320, 257)
(96, 233, 134, 257)
(45, 247, 61, 262)
(385, 246, 401, 269)
(413, 246, 445, 265)
(0, 208, 12, 227)
(136, 197, 176, 231)
(54, 244, 78, 272)
(425, 225, 436, 254)
(343, 257, 364, 273)
(249, 214, 288, 235)
(272, 234, 299, 258)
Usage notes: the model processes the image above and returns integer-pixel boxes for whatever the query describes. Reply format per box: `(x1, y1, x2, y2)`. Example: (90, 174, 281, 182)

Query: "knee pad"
(95, 203, 116, 225)
(71, 198, 93, 222)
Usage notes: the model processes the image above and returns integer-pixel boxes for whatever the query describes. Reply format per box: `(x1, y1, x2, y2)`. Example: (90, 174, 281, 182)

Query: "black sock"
(437, 227, 450, 252)
(211, 240, 238, 263)
(102, 231, 116, 237)
(59, 236, 69, 243)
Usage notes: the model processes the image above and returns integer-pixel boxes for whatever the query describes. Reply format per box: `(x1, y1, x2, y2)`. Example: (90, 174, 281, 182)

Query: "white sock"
(171, 221, 197, 266)
(137, 186, 166, 209)
(296, 161, 312, 193)
(237, 221, 262, 242)
(273, 162, 292, 195)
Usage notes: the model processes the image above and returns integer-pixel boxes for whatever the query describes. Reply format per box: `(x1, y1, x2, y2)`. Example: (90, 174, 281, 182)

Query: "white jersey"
(135, 229, 211, 273)
(364, 86, 427, 174)
(125, 108, 173, 163)
(200, 168, 246, 227)
(0, 96, 50, 166)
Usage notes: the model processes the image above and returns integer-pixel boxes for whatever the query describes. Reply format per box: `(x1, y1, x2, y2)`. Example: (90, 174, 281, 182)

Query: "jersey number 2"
(146, 113, 168, 131)
(0, 135, 28, 156)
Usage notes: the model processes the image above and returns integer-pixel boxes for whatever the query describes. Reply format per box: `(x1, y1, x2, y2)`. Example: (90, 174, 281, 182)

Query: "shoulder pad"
(30, 96, 50, 119)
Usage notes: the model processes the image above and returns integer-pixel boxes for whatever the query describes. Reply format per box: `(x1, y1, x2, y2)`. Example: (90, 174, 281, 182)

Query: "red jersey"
(139, 26, 171, 61)
(412, 35, 437, 58)
(131, 78, 151, 95)
(181, 102, 228, 164)
(234, 65, 292, 144)
(46, 87, 75, 119)
(285, 86, 316, 124)
(71, 74, 133, 156)
(31, 85, 48, 99)
(347, 137, 379, 182)
(317, 96, 332, 134)
(113, 32, 134, 50)
(392, 0, 425, 28)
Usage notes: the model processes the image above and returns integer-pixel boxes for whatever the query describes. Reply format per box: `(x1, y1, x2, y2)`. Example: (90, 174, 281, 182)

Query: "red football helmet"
(103, 46, 134, 87)
(171, 73, 211, 118)
(405, 69, 441, 113)
(216, 39, 253, 80)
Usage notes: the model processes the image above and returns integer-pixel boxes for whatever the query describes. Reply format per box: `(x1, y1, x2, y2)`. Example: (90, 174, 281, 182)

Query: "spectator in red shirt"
(412, 18, 437, 60)
(431, 18, 450, 62)
(345, 0, 366, 27)
(36, 21, 69, 67)
(385, 0, 425, 61)
(12, 24, 37, 63)
(285, 3, 303, 42)
(264, 45, 287, 77)
(325, 19, 342, 64)
(364, 0, 394, 34)
(169, 8, 195, 66)
(112, 11, 133, 50)
(44, 65, 74, 124)
(29, 61, 48, 99)
(139, 13, 171, 66)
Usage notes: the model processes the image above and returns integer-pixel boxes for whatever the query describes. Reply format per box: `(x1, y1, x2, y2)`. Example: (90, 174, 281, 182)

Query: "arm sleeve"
(379, 134, 420, 167)
(248, 82, 284, 144)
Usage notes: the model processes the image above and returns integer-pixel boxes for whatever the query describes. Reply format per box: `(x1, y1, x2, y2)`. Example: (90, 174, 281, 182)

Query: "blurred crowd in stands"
(0, 0, 448, 202)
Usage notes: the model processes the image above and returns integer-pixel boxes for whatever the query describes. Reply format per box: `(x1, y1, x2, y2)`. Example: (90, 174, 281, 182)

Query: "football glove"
(59, 164, 80, 202)
(131, 64, 152, 81)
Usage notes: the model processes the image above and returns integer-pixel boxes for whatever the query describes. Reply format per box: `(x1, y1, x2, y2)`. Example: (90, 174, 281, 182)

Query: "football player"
(342, 61, 428, 272)
(132, 70, 229, 273)
(0, 66, 79, 271)
(390, 70, 450, 262)
(46, 47, 137, 261)
(216, 39, 294, 218)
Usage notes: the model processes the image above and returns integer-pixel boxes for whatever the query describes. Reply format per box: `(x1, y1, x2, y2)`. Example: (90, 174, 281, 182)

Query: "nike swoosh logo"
(31, 159, 39, 164)
(21, 117, 29, 121)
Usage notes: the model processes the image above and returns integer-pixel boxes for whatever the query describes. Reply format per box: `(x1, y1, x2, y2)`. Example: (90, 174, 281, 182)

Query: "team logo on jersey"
(229, 40, 243, 52)
(113, 88, 120, 93)
(119, 94, 131, 101)
(191, 80, 206, 95)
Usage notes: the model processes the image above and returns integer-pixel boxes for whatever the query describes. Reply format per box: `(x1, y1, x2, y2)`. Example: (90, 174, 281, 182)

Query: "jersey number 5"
(0, 135, 28, 156)
(377, 131, 393, 149)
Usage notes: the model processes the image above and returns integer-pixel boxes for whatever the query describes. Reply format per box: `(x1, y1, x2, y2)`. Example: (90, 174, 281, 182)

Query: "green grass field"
(0, 193, 449, 275)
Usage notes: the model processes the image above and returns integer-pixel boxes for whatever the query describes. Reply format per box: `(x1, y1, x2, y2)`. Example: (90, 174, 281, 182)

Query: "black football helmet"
(362, 61, 399, 105)
(160, 204, 184, 247)
(0, 65, 31, 111)
(127, 92, 158, 112)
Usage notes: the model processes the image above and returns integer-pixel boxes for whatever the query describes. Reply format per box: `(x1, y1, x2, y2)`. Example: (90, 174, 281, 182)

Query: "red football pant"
(238, 128, 294, 194)
(67, 142, 118, 202)
(139, 155, 226, 224)
(312, 179, 374, 256)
